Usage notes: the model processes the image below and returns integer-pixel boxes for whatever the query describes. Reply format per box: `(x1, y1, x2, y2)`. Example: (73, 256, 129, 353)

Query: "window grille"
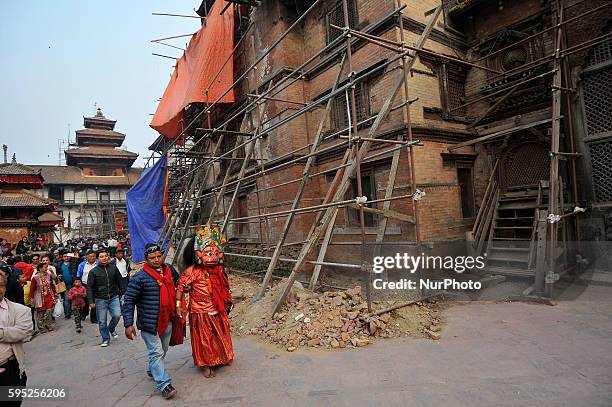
(585, 36, 612, 67)
(327, 0, 358, 44)
(589, 141, 612, 203)
(332, 82, 369, 130)
(447, 76, 466, 116)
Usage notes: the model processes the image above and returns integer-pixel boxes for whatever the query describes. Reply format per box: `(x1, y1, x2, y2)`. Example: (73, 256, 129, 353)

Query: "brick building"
(151, 0, 612, 290)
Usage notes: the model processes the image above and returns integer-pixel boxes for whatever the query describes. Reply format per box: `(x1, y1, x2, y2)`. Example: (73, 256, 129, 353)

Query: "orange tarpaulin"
(150, 0, 235, 139)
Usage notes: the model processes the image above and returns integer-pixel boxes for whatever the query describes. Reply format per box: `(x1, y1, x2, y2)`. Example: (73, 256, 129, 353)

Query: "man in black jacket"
(87, 248, 123, 347)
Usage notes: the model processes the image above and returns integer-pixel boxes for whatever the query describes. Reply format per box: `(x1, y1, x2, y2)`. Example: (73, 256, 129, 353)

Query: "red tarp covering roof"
(150, 0, 235, 139)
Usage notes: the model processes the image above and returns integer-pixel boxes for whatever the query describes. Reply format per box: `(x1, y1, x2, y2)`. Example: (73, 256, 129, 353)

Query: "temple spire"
(94, 107, 106, 119)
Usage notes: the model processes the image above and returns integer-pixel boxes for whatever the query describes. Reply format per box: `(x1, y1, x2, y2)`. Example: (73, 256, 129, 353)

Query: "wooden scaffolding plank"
(308, 210, 339, 290)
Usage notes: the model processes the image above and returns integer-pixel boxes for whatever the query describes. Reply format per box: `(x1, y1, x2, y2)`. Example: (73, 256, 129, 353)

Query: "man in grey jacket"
(0, 272, 34, 406)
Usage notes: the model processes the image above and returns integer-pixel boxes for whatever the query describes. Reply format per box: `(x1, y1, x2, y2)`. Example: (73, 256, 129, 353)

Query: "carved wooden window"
(583, 34, 612, 204)
(583, 36, 612, 137)
(439, 63, 467, 117)
(331, 82, 369, 131)
(82, 167, 124, 176)
(588, 140, 612, 204)
(48, 186, 63, 202)
(236, 195, 249, 235)
(327, 0, 358, 45)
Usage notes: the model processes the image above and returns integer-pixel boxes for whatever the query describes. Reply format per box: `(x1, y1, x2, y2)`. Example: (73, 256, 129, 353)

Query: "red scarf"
(143, 263, 176, 336)
(207, 265, 231, 315)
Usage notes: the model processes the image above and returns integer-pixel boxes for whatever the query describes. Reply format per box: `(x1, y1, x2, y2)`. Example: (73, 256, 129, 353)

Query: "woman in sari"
(176, 225, 233, 378)
(30, 262, 57, 332)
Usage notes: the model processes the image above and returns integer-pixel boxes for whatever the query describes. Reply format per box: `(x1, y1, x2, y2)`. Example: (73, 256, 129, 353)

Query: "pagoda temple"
(64, 107, 138, 170)
(0, 150, 61, 244)
(32, 108, 141, 240)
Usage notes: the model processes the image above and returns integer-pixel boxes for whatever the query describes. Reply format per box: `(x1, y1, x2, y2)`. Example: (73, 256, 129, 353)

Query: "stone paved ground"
(23, 271, 612, 407)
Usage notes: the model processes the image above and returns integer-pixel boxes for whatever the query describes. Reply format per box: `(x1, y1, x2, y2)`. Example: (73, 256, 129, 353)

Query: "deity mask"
(199, 245, 220, 265)
(194, 224, 225, 266)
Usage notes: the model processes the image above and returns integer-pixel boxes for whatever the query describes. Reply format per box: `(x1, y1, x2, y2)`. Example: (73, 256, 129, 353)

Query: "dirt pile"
(229, 275, 442, 351)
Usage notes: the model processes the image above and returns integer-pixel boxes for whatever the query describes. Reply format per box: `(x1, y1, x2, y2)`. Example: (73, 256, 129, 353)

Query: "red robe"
(179, 265, 233, 367)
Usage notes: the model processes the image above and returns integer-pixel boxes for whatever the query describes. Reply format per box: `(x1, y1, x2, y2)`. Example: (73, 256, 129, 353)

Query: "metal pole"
(226, 193, 417, 223)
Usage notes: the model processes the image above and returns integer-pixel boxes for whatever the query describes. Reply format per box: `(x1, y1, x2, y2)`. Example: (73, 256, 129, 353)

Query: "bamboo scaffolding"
(270, 5, 443, 315)
(171, 49, 410, 185)
(145, 0, 327, 169)
(151, 0, 599, 313)
(210, 140, 419, 200)
(256, 53, 349, 299)
(149, 4, 410, 175)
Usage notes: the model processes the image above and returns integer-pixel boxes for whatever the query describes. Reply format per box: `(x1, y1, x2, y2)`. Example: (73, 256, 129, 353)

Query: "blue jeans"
(141, 322, 172, 391)
(95, 296, 121, 342)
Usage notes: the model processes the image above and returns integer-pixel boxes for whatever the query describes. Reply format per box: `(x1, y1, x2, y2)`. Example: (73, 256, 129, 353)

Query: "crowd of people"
(0, 236, 132, 335)
(0, 227, 234, 402)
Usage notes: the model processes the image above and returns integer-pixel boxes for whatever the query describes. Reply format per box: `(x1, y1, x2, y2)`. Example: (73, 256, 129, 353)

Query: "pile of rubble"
(229, 275, 442, 351)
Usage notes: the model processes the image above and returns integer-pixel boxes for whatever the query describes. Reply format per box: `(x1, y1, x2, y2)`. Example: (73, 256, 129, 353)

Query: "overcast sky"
(0, 1, 202, 167)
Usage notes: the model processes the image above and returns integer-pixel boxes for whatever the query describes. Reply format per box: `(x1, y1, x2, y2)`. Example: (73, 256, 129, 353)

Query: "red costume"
(178, 264, 233, 367)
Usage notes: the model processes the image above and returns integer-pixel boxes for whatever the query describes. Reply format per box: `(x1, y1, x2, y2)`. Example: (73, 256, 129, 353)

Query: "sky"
(0, 1, 202, 167)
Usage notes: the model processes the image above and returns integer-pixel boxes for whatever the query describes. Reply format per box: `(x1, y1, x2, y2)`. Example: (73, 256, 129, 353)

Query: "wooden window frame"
(439, 62, 467, 118)
(236, 195, 249, 235)
(99, 191, 110, 202)
(331, 81, 370, 131)
(456, 164, 475, 219)
(346, 168, 377, 227)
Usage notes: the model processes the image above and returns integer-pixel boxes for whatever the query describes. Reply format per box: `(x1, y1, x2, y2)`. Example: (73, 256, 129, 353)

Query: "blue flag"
(127, 154, 168, 263)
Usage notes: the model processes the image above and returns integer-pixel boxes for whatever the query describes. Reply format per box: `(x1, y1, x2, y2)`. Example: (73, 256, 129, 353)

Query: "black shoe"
(161, 384, 177, 400)
(76, 328, 82, 333)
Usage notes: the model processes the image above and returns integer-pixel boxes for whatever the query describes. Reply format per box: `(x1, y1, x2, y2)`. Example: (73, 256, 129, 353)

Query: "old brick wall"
(0, 227, 29, 245)
(210, 0, 489, 251)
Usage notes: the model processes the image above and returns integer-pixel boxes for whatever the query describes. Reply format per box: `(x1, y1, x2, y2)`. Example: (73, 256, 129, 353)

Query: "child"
(67, 278, 87, 333)
(19, 273, 36, 332)
(30, 262, 56, 333)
